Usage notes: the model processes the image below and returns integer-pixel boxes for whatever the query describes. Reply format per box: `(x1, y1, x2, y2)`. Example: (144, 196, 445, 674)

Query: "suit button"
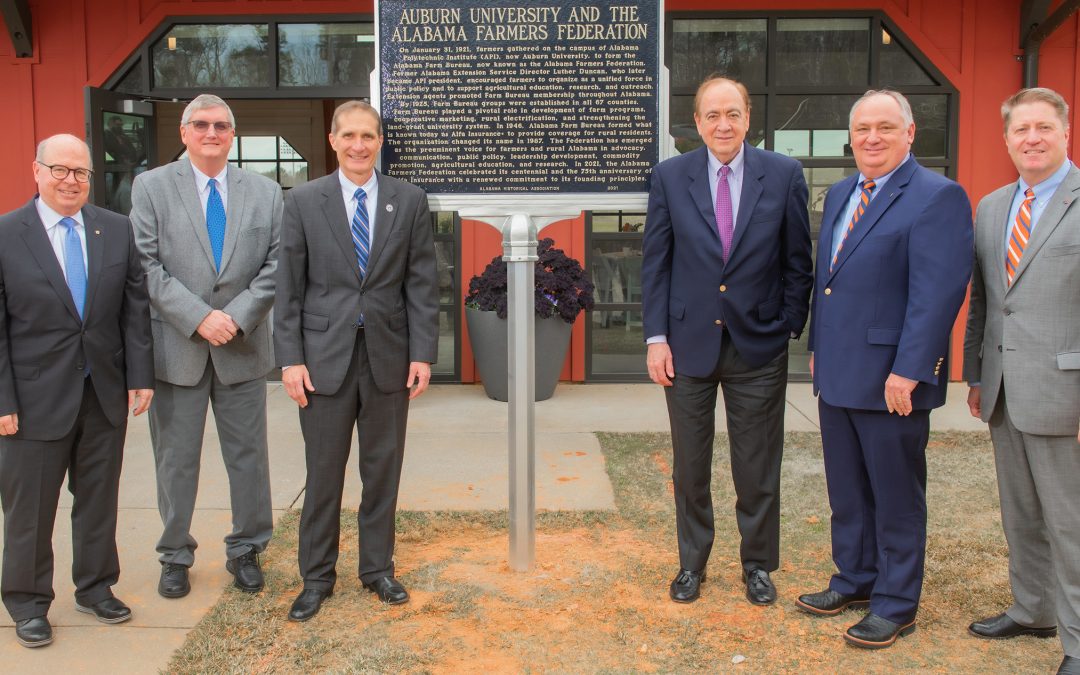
(997, 345, 1002, 352)
(213, 285, 220, 292)
(824, 288, 832, 295)
(714, 319, 723, 326)
(76, 362, 85, 370)
(719, 285, 727, 292)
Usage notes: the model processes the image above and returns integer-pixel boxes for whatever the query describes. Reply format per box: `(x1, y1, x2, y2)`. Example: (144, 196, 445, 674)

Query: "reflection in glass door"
(85, 86, 156, 216)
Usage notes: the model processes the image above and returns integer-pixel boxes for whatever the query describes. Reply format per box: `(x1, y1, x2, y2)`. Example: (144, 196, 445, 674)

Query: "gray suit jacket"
(130, 160, 282, 386)
(274, 171, 438, 395)
(963, 163, 1080, 436)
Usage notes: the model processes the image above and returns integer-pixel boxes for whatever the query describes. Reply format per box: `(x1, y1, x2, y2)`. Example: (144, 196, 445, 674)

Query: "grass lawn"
(167, 431, 1060, 673)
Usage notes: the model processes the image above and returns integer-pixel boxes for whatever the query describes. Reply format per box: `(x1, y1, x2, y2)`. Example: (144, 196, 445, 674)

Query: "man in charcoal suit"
(274, 100, 438, 621)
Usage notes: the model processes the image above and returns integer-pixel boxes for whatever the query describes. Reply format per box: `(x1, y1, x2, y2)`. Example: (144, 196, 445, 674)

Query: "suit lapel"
(319, 173, 363, 284)
(1009, 164, 1080, 289)
(83, 206, 104, 321)
(218, 166, 246, 275)
(985, 187, 1012, 291)
(687, 147, 718, 240)
(729, 144, 763, 261)
(829, 159, 918, 279)
(171, 161, 217, 269)
(365, 173, 401, 281)
(819, 174, 856, 273)
(18, 202, 81, 322)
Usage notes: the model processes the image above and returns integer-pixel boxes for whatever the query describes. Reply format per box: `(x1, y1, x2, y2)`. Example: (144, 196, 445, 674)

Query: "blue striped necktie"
(206, 178, 226, 270)
(60, 217, 86, 319)
(351, 187, 370, 278)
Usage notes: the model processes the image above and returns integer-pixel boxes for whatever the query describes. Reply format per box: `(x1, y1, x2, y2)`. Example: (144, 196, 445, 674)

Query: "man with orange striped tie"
(801, 90, 973, 649)
(963, 87, 1080, 675)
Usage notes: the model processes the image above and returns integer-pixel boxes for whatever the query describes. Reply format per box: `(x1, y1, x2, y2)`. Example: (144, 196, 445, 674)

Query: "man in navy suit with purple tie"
(642, 76, 813, 607)
(798, 90, 973, 649)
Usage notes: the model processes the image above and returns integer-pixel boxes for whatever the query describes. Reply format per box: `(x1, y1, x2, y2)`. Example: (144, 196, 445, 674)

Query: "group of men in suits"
(643, 77, 1079, 672)
(0, 96, 437, 647)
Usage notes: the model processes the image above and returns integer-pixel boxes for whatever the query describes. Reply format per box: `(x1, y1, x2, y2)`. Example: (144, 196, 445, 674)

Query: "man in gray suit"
(963, 87, 1080, 675)
(1, 134, 153, 647)
(275, 100, 438, 621)
(131, 94, 282, 598)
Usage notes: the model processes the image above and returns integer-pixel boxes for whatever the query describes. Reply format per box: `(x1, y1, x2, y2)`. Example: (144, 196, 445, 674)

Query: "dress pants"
(665, 337, 788, 574)
(0, 379, 125, 621)
(150, 360, 272, 566)
(989, 394, 1080, 658)
(297, 329, 410, 590)
(818, 398, 930, 624)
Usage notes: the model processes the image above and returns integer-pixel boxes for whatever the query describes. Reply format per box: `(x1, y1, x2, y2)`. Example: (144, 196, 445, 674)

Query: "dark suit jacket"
(274, 171, 439, 395)
(809, 158, 973, 411)
(642, 143, 813, 374)
(0, 199, 154, 440)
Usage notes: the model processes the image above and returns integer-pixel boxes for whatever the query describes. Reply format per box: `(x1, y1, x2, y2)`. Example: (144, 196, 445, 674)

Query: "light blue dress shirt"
(830, 153, 913, 263)
(1004, 159, 1073, 250)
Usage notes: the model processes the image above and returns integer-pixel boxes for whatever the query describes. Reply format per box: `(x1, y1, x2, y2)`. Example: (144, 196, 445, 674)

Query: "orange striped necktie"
(831, 179, 876, 272)
(1006, 187, 1035, 285)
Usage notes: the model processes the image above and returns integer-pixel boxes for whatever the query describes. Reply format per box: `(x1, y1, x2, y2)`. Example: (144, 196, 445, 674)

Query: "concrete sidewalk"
(0, 382, 986, 672)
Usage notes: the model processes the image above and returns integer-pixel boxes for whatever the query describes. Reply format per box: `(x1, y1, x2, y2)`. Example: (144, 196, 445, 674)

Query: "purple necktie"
(716, 165, 734, 263)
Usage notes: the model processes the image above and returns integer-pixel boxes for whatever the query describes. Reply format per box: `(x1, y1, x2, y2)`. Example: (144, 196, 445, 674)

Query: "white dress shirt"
(36, 198, 87, 280)
(190, 161, 229, 217)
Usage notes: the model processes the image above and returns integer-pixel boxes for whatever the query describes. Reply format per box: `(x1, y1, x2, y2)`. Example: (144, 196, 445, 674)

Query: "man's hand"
(967, 386, 982, 419)
(283, 365, 315, 408)
(196, 310, 239, 347)
(0, 413, 17, 436)
(407, 362, 431, 400)
(884, 373, 918, 416)
(647, 343, 675, 386)
(128, 389, 154, 416)
(809, 353, 814, 378)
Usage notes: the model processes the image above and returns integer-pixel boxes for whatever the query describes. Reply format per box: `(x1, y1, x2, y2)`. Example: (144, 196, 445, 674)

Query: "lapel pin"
(386, 204, 394, 212)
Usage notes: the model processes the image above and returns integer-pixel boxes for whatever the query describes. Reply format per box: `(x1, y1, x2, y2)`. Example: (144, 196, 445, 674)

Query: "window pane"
(775, 18, 869, 87)
(591, 240, 643, 306)
(153, 24, 270, 88)
(670, 19, 767, 90)
(279, 23, 375, 88)
(432, 211, 455, 234)
(279, 138, 303, 160)
(774, 95, 859, 158)
(435, 240, 455, 304)
(671, 94, 764, 154)
(242, 161, 277, 182)
(590, 311, 645, 375)
(804, 166, 858, 237)
(240, 136, 277, 159)
(592, 213, 621, 233)
(279, 162, 308, 189)
(114, 61, 145, 95)
(879, 30, 935, 86)
(433, 309, 455, 375)
(909, 94, 948, 158)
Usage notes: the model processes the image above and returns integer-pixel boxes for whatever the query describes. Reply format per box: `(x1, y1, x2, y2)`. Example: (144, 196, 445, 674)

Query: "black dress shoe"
(796, 588, 871, 616)
(159, 562, 191, 598)
(15, 616, 53, 648)
(844, 612, 916, 649)
(968, 612, 1056, 639)
(225, 548, 265, 593)
(363, 576, 410, 605)
(288, 588, 333, 622)
(75, 596, 132, 624)
(743, 568, 776, 605)
(1058, 655, 1080, 675)
(669, 569, 706, 603)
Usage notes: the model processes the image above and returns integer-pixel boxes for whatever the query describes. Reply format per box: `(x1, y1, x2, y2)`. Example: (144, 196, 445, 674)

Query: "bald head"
(33, 134, 93, 217)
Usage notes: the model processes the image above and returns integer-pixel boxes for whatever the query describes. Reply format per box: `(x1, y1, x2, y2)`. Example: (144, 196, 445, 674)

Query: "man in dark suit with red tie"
(799, 90, 973, 649)
(0, 134, 154, 648)
(641, 76, 813, 606)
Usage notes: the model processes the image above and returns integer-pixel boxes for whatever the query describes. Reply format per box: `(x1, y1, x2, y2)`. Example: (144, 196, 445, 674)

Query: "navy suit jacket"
(808, 158, 973, 411)
(642, 143, 813, 375)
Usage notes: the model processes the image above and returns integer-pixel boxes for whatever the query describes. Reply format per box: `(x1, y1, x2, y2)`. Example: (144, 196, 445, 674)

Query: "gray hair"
(330, 100, 383, 136)
(181, 94, 236, 128)
(849, 89, 914, 129)
(1001, 87, 1069, 132)
(36, 134, 93, 170)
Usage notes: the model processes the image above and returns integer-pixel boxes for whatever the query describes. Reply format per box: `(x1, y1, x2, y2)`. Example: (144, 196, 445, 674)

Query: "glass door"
(84, 86, 157, 215)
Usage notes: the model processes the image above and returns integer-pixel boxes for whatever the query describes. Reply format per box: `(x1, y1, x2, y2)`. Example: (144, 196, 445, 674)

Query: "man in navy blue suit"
(642, 76, 813, 606)
(798, 90, 973, 648)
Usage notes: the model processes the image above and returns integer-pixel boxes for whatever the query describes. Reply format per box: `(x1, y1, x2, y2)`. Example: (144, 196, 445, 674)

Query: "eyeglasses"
(187, 120, 234, 133)
(37, 161, 93, 183)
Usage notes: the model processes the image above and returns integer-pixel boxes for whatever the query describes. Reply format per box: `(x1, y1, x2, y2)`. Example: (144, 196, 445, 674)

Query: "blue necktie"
(60, 217, 86, 319)
(351, 187, 370, 278)
(206, 178, 226, 271)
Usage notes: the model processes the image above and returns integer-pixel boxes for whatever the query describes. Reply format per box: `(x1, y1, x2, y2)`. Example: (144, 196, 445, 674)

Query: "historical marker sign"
(378, 0, 660, 195)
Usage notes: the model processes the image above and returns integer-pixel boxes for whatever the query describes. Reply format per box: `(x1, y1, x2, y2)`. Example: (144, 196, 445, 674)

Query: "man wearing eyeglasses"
(130, 94, 282, 600)
(0, 134, 154, 647)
